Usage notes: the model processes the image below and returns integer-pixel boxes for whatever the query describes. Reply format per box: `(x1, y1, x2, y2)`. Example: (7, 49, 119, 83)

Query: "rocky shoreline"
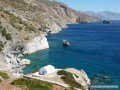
(0, 35, 49, 78)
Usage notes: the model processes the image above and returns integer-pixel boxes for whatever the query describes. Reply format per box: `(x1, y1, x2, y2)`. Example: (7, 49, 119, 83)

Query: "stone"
(20, 59, 31, 65)
(23, 35, 49, 54)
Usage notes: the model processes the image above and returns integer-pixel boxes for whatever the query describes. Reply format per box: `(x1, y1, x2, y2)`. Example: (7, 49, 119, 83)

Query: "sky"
(56, 0, 120, 13)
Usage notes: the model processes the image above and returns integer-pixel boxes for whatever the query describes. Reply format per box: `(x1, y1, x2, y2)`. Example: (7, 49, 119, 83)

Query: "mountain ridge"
(84, 11, 120, 20)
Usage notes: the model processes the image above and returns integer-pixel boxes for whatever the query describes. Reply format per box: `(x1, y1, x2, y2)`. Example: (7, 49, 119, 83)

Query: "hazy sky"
(56, 0, 120, 13)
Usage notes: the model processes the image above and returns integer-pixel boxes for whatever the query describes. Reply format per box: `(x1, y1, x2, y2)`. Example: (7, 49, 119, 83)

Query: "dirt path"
(0, 80, 22, 90)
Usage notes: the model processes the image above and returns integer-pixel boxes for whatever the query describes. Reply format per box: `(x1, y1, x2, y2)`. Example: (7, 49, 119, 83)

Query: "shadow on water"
(112, 53, 120, 65)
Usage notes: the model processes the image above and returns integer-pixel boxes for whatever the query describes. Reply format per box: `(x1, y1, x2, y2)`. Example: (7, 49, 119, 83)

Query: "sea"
(23, 21, 120, 90)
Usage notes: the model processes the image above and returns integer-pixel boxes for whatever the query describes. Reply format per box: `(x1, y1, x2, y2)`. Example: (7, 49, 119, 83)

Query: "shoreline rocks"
(20, 59, 31, 65)
(0, 34, 49, 78)
(0, 23, 60, 79)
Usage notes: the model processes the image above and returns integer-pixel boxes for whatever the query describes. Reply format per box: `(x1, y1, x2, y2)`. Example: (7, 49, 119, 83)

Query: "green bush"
(57, 70, 73, 78)
(0, 79, 2, 82)
(0, 72, 9, 79)
(0, 46, 3, 52)
(5, 33, 12, 40)
(0, 26, 2, 30)
(57, 70, 85, 90)
(1, 28, 6, 36)
(0, 41, 4, 47)
(0, 41, 3, 51)
(12, 78, 53, 90)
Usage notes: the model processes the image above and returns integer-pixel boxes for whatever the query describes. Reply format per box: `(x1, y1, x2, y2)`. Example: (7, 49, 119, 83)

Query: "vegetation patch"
(74, 74, 79, 78)
(0, 79, 2, 82)
(0, 26, 2, 30)
(5, 33, 12, 40)
(1, 28, 6, 36)
(12, 78, 53, 90)
(0, 72, 9, 79)
(0, 25, 12, 40)
(0, 46, 2, 52)
(1, 9, 36, 33)
(57, 70, 85, 90)
(0, 42, 4, 52)
(3, 0, 29, 11)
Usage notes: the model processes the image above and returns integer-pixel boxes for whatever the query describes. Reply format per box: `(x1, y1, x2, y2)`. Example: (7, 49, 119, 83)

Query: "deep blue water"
(23, 21, 120, 89)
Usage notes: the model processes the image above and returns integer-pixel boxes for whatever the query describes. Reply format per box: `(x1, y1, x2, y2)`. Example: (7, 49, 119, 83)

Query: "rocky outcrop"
(66, 68, 90, 90)
(20, 59, 31, 65)
(23, 35, 49, 54)
(1, 35, 49, 76)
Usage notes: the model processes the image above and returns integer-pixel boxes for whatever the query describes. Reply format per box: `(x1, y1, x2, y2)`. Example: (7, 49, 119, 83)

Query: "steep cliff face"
(23, 35, 49, 54)
(0, 0, 100, 73)
(23, 0, 100, 33)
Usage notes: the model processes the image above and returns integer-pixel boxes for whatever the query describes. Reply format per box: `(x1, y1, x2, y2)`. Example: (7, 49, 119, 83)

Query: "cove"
(23, 21, 120, 89)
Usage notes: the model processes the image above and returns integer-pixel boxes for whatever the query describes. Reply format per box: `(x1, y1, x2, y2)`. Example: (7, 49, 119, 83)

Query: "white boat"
(63, 40, 70, 46)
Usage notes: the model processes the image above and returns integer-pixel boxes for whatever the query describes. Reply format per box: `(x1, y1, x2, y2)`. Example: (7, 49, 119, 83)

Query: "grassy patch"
(12, 78, 53, 90)
(57, 70, 85, 90)
(0, 72, 9, 79)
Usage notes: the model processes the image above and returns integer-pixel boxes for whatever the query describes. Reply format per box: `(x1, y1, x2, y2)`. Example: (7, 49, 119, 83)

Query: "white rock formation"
(45, 22, 62, 34)
(23, 35, 49, 54)
(20, 59, 31, 65)
(0, 53, 8, 71)
(0, 34, 49, 78)
(5, 54, 27, 72)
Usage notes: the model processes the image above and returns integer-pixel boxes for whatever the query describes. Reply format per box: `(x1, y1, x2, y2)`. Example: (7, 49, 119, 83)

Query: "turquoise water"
(23, 21, 120, 89)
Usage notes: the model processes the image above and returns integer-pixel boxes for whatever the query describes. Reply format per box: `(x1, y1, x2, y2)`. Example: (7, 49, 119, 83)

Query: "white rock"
(11, 73, 23, 78)
(81, 69, 91, 85)
(18, 54, 23, 57)
(20, 59, 31, 65)
(23, 35, 49, 54)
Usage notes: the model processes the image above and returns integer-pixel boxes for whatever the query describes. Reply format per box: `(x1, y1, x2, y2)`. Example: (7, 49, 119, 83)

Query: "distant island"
(84, 11, 120, 20)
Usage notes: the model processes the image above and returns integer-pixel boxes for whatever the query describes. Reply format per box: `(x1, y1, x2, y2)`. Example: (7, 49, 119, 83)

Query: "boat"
(103, 20, 112, 24)
(63, 40, 70, 46)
